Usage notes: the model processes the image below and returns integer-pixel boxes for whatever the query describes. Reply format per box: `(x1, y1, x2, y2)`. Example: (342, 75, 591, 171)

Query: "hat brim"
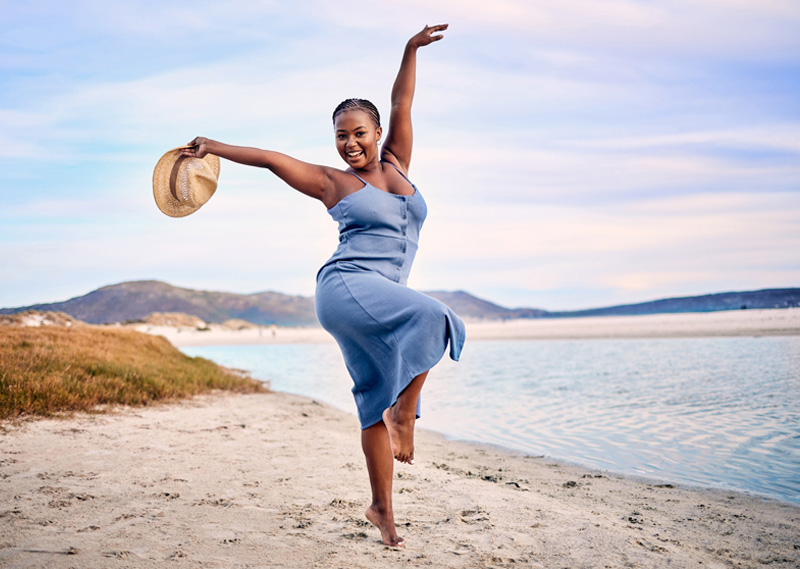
(153, 148, 220, 218)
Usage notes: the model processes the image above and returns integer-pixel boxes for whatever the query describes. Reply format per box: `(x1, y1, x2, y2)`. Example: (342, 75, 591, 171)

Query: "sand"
(3, 309, 799, 567)
(135, 308, 800, 348)
(2, 391, 799, 568)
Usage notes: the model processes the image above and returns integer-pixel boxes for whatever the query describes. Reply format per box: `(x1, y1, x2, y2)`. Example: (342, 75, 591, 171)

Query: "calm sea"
(182, 335, 800, 504)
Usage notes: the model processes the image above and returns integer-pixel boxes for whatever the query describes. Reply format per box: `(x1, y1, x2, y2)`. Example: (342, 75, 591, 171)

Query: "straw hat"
(153, 147, 220, 217)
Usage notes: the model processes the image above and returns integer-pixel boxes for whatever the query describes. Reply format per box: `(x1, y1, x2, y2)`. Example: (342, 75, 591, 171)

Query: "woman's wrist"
(201, 138, 218, 154)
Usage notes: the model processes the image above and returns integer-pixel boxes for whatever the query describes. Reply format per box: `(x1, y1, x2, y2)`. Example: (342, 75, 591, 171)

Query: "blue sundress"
(315, 163, 465, 428)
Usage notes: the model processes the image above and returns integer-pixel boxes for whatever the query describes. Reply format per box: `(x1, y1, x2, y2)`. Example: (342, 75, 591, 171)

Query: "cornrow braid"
(332, 98, 381, 128)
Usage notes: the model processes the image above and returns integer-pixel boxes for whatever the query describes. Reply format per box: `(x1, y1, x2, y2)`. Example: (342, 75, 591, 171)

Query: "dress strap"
(381, 160, 414, 185)
(349, 172, 368, 186)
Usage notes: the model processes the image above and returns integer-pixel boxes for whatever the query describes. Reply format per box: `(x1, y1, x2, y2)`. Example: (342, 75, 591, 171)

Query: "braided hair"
(332, 98, 381, 128)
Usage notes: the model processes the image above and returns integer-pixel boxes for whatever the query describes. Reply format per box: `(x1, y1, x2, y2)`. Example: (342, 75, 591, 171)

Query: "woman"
(181, 24, 465, 548)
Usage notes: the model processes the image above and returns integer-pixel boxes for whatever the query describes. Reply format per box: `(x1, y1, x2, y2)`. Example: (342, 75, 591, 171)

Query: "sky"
(1, 0, 799, 312)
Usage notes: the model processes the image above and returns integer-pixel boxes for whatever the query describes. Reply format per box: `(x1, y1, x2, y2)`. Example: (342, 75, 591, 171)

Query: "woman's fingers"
(427, 23, 448, 41)
(411, 23, 448, 47)
(180, 137, 208, 158)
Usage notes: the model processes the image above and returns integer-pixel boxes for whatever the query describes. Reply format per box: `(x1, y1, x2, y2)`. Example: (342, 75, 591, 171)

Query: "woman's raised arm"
(181, 137, 339, 203)
(381, 24, 448, 174)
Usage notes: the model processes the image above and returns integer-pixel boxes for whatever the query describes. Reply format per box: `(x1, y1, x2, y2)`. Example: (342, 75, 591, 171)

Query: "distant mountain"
(423, 290, 548, 320)
(1, 281, 798, 326)
(0, 281, 318, 326)
(0, 281, 519, 326)
(547, 288, 800, 318)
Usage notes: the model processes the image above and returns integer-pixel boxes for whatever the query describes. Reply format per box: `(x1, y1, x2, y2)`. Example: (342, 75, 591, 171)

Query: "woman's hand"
(180, 137, 210, 158)
(408, 24, 448, 49)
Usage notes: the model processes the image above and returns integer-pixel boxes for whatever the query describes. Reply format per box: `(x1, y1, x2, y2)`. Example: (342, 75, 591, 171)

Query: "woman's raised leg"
(361, 422, 405, 547)
(382, 370, 429, 464)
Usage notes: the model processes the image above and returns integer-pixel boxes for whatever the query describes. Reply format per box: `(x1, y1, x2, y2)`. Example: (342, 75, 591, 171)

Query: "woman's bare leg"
(382, 370, 429, 464)
(361, 422, 405, 547)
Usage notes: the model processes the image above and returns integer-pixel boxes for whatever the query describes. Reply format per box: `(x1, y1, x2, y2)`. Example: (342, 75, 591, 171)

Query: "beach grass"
(0, 326, 266, 420)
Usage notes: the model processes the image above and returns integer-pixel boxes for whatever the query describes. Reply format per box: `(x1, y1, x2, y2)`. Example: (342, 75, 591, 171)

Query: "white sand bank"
(137, 308, 800, 347)
(1, 392, 798, 568)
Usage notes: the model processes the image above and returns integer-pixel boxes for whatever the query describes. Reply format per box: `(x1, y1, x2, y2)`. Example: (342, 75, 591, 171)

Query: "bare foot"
(365, 504, 405, 547)
(382, 406, 415, 464)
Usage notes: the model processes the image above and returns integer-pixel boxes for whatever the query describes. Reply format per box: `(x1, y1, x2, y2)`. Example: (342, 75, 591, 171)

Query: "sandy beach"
(2, 390, 799, 568)
(3, 309, 799, 568)
(137, 308, 800, 348)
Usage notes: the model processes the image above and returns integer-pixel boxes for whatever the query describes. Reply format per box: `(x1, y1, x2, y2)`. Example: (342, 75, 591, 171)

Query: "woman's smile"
(335, 109, 381, 168)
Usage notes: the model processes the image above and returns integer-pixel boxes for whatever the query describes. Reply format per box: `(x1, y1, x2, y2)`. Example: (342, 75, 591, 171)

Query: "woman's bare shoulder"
(321, 167, 369, 209)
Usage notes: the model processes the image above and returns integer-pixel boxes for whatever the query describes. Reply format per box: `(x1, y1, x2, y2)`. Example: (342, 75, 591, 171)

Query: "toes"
(385, 536, 405, 548)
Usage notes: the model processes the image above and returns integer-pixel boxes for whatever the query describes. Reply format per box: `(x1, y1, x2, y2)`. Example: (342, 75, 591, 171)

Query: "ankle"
(387, 404, 416, 422)
(369, 501, 392, 515)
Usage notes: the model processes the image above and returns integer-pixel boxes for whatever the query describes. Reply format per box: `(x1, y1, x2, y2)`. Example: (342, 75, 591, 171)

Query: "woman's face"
(334, 109, 382, 169)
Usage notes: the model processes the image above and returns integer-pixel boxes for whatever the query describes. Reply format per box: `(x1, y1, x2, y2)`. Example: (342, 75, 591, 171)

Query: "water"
(182, 336, 800, 504)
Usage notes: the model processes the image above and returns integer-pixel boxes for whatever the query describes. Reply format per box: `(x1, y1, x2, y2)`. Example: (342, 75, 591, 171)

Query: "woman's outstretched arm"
(181, 137, 340, 203)
(381, 24, 448, 174)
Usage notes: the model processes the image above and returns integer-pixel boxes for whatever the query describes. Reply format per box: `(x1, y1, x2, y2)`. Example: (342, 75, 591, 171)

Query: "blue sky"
(2, 0, 798, 311)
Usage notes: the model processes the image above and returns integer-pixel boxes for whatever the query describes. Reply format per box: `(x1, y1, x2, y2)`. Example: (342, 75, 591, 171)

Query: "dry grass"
(0, 326, 266, 421)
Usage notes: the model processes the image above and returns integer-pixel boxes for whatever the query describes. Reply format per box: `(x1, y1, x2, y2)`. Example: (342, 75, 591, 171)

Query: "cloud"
(412, 189, 800, 307)
(566, 125, 800, 153)
(385, 0, 800, 59)
(1, 1, 798, 309)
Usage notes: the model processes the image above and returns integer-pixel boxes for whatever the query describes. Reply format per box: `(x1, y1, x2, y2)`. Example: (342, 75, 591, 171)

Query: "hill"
(1, 281, 532, 326)
(0, 281, 535, 326)
(0, 281, 317, 326)
(0, 281, 537, 326)
(547, 288, 800, 318)
(423, 291, 548, 320)
(1, 281, 798, 326)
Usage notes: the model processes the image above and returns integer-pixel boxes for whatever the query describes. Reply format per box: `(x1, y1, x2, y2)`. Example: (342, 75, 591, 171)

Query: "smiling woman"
(176, 24, 464, 548)
(333, 99, 384, 172)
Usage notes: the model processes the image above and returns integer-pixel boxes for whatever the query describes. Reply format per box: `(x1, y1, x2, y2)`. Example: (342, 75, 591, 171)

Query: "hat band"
(169, 155, 189, 202)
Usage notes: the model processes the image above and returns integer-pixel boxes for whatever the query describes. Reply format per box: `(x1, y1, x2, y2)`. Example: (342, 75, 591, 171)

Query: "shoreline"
(142, 308, 800, 508)
(145, 307, 800, 508)
(1, 391, 798, 568)
(129, 308, 800, 347)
